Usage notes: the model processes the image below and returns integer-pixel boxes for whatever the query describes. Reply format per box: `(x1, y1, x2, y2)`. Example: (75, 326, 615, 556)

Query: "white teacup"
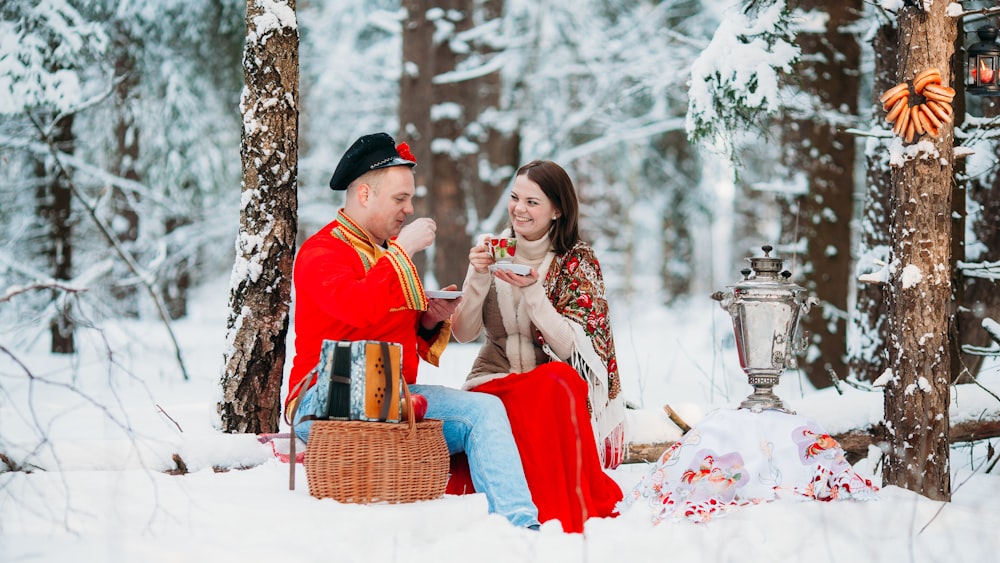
(485, 237, 517, 263)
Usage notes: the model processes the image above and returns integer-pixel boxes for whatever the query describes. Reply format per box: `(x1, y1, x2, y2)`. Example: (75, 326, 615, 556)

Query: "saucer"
(426, 290, 463, 299)
(489, 263, 531, 276)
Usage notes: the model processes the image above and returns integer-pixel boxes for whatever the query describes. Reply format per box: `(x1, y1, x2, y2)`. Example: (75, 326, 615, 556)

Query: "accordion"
(313, 340, 404, 422)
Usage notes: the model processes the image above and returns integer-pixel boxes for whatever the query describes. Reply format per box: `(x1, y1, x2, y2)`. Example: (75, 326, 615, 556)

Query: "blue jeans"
(293, 383, 539, 528)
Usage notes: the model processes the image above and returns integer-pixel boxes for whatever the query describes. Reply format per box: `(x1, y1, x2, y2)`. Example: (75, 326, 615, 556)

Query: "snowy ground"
(2, 276, 1000, 562)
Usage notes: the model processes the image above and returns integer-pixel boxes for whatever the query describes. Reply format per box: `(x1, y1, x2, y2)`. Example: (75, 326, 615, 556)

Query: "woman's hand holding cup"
(471, 234, 519, 274)
(470, 236, 494, 274)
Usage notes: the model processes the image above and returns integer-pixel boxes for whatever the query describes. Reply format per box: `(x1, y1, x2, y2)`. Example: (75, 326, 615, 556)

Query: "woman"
(452, 160, 626, 533)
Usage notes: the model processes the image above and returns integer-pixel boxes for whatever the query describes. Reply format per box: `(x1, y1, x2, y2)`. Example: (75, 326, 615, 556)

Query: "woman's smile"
(508, 175, 556, 241)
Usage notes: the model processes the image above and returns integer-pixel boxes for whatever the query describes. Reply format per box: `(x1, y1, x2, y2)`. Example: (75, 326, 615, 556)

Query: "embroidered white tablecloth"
(619, 408, 879, 523)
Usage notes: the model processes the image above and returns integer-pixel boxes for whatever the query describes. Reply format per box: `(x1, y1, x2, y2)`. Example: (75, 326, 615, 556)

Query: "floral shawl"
(541, 240, 626, 467)
(541, 241, 621, 401)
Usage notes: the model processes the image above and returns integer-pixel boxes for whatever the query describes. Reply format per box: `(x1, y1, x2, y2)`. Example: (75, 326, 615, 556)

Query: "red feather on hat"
(396, 142, 416, 163)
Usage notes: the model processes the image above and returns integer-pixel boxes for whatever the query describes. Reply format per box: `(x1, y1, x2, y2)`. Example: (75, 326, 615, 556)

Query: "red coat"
(285, 211, 448, 412)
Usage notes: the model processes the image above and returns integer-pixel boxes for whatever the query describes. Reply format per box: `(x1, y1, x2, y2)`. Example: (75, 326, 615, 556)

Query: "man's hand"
(395, 218, 437, 255)
(422, 284, 461, 329)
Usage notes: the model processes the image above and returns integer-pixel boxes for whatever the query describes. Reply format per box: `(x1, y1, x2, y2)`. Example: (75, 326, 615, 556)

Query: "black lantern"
(966, 23, 1000, 96)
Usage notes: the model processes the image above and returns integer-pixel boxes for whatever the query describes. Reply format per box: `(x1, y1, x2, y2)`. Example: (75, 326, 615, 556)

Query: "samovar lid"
(746, 245, 784, 280)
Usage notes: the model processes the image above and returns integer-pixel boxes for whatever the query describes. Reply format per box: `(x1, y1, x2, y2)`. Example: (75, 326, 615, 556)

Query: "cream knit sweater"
(452, 232, 577, 389)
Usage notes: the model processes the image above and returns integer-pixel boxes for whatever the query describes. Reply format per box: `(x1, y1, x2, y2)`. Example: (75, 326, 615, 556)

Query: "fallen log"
(623, 416, 1000, 464)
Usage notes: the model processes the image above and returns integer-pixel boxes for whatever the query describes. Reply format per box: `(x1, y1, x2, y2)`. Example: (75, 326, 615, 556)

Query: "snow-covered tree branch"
(685, 0, 799, 158)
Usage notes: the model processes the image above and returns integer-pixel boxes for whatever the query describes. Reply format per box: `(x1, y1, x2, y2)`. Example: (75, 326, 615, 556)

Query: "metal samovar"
(712, 245, 814, 414)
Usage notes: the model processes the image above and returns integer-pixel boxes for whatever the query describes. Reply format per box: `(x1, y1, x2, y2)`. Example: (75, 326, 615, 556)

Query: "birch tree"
(219, 0, 298, 434)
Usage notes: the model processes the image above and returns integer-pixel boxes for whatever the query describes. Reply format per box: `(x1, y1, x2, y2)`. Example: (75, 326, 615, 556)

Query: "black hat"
(329, 132, 417, 190)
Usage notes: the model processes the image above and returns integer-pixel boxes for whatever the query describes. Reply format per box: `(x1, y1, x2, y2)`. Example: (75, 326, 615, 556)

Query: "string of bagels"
(880, 68, 955, 143)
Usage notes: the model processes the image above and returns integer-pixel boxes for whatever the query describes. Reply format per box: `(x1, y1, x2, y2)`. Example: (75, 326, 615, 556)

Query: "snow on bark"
(249, 0, 298, 45)
(900, 263, 922, 289)
(887, 138, 941, 167)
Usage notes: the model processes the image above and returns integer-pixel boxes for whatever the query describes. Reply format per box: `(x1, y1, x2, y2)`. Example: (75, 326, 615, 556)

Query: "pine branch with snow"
(685, 0, 798, 158)
(0, 1, 108, 115)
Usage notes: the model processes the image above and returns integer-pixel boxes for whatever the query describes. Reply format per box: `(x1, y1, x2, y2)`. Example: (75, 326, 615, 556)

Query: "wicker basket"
(303, 418, 450, 503)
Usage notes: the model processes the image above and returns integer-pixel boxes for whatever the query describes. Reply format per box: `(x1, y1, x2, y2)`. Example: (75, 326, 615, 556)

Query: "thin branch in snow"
(962, 344, 1000, 357)
(829, 367, 845, 395)
(0, 329, 170, 533)
(1, 282, 87, 304)
(987, 447, 1000, 474)
(977, 318, 1000, 348)
(157, 404, 184, 433)
(968, 375, 1000, 406)
(958, 260, 1000, 281)
(950, 5, 1000, 20)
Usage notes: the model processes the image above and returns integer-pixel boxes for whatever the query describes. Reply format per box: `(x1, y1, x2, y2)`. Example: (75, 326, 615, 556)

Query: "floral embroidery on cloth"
(790, 422, 878, 501)
(619, 409, 879, 524)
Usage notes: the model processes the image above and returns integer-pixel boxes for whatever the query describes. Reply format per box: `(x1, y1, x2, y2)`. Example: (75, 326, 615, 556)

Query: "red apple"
(406, 393, 428, 421)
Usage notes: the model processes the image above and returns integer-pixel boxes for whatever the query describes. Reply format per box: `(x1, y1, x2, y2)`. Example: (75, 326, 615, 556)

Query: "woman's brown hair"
(514, 160, 580, 255)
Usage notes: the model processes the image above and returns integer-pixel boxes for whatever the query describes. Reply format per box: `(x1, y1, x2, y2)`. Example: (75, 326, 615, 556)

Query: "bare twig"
(827, 365, 880, 394)
(987, 448, 999, 475)
(968, 378, 1000, 405)
(844, 374, 879, 392)
(165, 454, 188, 475)
(1, 452, 27, 473)
(1, 282, 87, 304)
(662, 404, 692, 434)
(156, 404, 184, 433)
(1, 343, 145, 442)
(919, 458, 985, 534)
(954, 6, 1000, 20)
(828, 368, 844, 395)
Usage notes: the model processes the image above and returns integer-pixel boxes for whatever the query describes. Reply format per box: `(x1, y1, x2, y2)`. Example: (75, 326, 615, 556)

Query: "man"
(287, 132, 539, 529)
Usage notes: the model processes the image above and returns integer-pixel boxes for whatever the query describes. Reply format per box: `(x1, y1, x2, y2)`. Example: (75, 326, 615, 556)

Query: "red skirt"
(467, 363, 623, 533)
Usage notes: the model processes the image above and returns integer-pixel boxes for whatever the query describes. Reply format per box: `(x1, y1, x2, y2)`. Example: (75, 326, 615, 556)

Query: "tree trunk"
(948, 25, 968, 385)
(850, 21, 897, 382)
(109, 21, 142, 317)
(399, 0, 435, 278)
(659, 131, 698, 302)
(461, 0, 519, 227)
(35, 114, 76, 354)
(778, 0, 861, 389)
(884, 2, 955, 501)
(957, 99, 1000, 380)
(219, 0, 298, 434)
(162, 214, 192, 320)
(400, 0, 517, 288)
